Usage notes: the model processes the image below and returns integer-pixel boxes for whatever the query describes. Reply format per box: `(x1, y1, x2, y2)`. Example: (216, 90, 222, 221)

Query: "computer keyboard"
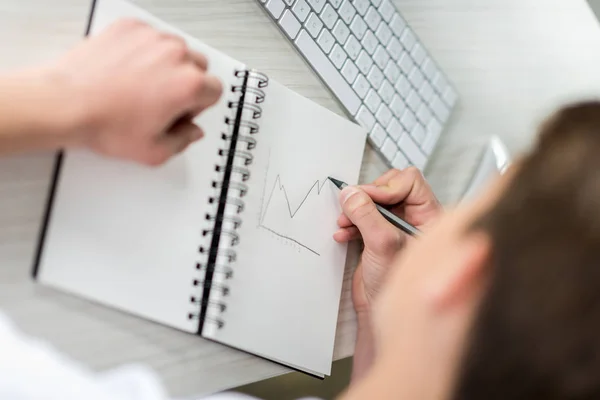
(257, 0, 457, 170)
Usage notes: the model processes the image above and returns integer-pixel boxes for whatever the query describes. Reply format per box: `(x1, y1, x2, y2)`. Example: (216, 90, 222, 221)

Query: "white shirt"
(0, 313, 320, 400)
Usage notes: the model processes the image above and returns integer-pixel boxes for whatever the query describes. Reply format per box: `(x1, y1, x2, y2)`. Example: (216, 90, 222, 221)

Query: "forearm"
(0, 68, 81, 154)
(351, 309, 376, 383)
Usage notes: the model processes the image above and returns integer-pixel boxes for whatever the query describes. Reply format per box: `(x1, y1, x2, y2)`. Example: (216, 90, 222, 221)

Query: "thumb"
(340, 186, 402, 254)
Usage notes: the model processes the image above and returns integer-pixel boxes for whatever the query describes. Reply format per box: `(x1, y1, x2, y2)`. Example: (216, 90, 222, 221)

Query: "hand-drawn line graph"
(258, 153, 329, 256)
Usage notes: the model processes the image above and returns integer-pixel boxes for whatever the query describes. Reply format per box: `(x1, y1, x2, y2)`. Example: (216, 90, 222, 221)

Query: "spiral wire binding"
(189, 69, 269, 333)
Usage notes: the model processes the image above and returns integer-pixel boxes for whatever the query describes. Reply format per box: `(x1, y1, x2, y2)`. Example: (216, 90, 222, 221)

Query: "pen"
(328, 177, 421, 237)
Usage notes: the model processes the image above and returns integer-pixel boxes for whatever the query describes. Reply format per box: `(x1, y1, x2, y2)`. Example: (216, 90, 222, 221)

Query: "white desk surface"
(1, 0, 600, 397)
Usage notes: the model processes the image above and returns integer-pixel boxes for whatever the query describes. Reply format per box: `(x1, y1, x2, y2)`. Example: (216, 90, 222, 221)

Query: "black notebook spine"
(189, 69, 269, 334)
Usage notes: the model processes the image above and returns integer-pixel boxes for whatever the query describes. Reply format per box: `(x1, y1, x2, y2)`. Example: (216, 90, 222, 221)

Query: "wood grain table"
(1, 0, 600, 397)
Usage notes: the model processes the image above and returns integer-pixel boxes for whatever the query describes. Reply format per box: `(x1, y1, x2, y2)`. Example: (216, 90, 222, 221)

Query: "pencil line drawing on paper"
(258, 158, 329, 256)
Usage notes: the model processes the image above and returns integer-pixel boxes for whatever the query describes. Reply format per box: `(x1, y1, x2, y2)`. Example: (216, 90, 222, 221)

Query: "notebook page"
(37, 0, 246, 333)
(203, 80, 366, 376)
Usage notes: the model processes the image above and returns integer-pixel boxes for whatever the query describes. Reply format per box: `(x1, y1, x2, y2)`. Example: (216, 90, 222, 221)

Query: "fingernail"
(360, 184, 377, 189)
(341, 186, 359, 204)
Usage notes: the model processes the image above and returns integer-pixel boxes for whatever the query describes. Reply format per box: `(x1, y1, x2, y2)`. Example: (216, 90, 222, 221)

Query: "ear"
(426, 232, 491, 311)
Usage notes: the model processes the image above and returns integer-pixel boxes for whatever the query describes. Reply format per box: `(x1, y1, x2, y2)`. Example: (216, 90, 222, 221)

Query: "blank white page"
(202, 79, 366, 376)
(37, 0, 246, 333)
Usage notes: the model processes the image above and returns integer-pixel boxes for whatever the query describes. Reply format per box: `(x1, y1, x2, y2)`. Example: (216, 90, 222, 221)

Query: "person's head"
(357, 102, 600, 399)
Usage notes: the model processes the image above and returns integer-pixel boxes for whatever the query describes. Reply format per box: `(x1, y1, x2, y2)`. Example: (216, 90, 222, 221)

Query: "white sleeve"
(0, 312, 321, 400)
(0, 312, 167, 400)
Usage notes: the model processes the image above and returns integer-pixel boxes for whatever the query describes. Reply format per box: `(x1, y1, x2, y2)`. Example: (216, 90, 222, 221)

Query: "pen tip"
(328, 177, 345, 189)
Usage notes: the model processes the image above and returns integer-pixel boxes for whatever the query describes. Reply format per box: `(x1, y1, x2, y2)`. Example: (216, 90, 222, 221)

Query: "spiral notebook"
(33, 0, 366, 377)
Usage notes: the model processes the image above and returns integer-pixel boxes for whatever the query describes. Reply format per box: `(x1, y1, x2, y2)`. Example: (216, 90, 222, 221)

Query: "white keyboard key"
(369, 123, 386, 147)
(378, 80, 395, 103)
(266, 0, 286, 18)
(394, 74, 411, 98)
(411, 123, 426, 145)
(292, 0, 311, 22)
(361, 30, 378, 55)
(398, 51, 415, 75)
(431, 94, 450, 122)
(356, 105, 375, 130)
(320, 4, 339, 29)
(375, 22, 392, 46)
(406, 88, 421, 112)
(341, 59, 359, 83)
(350, 15, 368, 39)
(378, 0, 395, 22)
(317, 29, 335, 53)
(413, 98, 423, 119)
(352, 0, 369, 16)
(279, 10, 301, 39)
(344, 34, 361, 60)
(329, 43, 348, 68)
(373, 45, 391, 70)
(295, 30, 361, 114)
(390, 13, 406, 36)
(332, 20, 350, 44)
(399, 132, 426, 169)
(386, 37, 403, 61)
(305, 12, 324, 38)
(400, 108, 417, 131)
(307, 0, 325, 13)
(381, 137, 398, 160)
(400, 29, 416, 51)
(416, 103, 433, 125)
(367, 65, 384, 89)
(390, 94, 407, 118)
(338, 0, 357, 24)
(376, 104, 393, 127)
(383, 61, 400, 83)
(411, 43, 427, 66)
(364, 6, 382, 31)
(408, 66, 425, 88)
(371, 0, 382, 7)
(392, 151, 409, 170)
(352, 74, 370, 98)
(365, 89, 382, 113)
(433, 71, 448, 94)
(423, 119, 442, 154)
(387, 118, 404, 141)
(443, 86, 458, 107)
(356, 50, 374, 75)
(330, 0, 343, 8)
(419, 81, 434, 103)
(422, 57, 437, 80)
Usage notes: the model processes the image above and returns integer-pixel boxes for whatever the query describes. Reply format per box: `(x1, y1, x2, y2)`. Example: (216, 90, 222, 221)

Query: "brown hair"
(454, 102, 600, 399)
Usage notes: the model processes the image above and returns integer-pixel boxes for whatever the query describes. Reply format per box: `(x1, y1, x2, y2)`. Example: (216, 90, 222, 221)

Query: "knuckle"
(404, 166, 422, 180)
(166, 38, 188, 60)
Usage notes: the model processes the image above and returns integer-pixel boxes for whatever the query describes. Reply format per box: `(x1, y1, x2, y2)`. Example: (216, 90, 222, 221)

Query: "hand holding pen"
(331, 168, 443, 316)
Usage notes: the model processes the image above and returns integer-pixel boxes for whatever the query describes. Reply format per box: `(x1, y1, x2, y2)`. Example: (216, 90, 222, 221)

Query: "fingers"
(189, 50, 209, 71)
(339, 186, 401, 254)
(337, 213, 353, 228)
(333, 226, 360, 243)
(145, 120, 203, 165)
(361, 167, 438, 208)
(191, 73, 223, 115)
